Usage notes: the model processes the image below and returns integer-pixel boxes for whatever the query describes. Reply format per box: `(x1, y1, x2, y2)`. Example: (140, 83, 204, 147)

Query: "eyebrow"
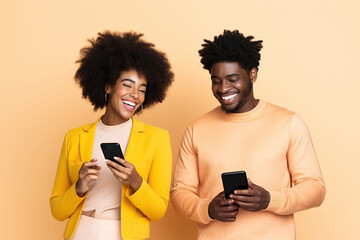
(121, 79, 147, 87)
(211, 73, 240, 79)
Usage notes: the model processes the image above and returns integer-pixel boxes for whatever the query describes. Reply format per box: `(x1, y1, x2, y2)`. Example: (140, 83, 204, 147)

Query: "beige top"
(171, 100, 326, 239)
(82, 118, 132, 220)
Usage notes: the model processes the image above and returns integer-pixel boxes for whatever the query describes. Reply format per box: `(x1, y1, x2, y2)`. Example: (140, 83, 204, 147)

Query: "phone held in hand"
(221, 171, 249, 199)
(100, 143, 125, 166)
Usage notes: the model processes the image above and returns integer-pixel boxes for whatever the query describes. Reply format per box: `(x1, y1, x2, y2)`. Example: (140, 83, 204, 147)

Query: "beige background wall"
(0, 0, 359, 239)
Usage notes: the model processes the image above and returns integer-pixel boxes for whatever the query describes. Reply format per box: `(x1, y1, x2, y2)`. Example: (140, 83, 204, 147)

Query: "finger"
(89, 165, 102, 170)
(247, 178, 257, 189)
(218, 210, 239, 221)
(230, 195, 254, 203)
(221, 205, 239, 212)
(218, 192, 226, 199)
(114, 157, 129, 167)
(219, 198, 235, 206)
(84, 159, 100, 168)
(84, 174, 100, 182)
(80, 169, 100, 179)
(85, 168, 100, 175)
(105, 159, 126, 171)
(235, 201, 259, 211)
(107, 165, 128, 180)
(233, 189, 257, 196)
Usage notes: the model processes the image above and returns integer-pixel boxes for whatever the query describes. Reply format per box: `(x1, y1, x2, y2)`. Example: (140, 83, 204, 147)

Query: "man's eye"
(212, 80, 221, 85)
(123, 84, 131, 88)
(229, 78, 240, 82)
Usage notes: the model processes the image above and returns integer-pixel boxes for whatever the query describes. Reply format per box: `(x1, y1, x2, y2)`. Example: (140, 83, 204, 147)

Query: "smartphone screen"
(221, 171, 248, 199)
(100, 143, 125, 166)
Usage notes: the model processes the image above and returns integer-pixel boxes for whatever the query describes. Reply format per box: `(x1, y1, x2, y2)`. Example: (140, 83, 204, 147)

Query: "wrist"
(76, 180, 86, 197)
(208, 208, 215, 219)
(129, 177, 143, 195)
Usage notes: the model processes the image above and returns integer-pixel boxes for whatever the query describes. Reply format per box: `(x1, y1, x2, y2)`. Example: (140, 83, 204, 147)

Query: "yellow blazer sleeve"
(49, 132, 86, 221)
(125, 130, 172, 221)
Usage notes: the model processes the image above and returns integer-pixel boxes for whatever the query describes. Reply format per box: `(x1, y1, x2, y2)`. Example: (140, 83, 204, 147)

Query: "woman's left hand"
(105, 157, 143, 194)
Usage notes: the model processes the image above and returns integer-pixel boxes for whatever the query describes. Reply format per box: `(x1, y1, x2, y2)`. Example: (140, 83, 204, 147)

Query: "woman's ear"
(105, 85, 111, 94)
(249, 68, 258, 83)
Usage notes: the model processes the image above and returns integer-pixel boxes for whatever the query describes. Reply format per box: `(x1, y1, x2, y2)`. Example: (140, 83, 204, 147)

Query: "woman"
(50, 31, 174, 240)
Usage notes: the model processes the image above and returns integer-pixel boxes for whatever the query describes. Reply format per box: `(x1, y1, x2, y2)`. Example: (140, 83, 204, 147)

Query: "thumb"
(247, 178, 258, 189)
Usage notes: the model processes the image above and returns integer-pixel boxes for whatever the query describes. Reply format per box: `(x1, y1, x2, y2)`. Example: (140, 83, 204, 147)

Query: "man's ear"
(249, 68, 258, 83)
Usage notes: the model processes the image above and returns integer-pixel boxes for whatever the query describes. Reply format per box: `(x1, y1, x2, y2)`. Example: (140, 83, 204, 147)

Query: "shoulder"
(64, 120, 98, 139)
(188, 106, 222, 129)
(264, 101, 296, 118)
(132, 117, 169, 137)
(263, 101, 309, 131)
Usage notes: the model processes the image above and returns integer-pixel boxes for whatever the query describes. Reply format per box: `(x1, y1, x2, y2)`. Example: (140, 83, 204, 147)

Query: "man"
(170, 30, 326, 240)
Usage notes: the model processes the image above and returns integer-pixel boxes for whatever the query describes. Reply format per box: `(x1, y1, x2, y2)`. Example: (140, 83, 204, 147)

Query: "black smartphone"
(100, 143, 125, 166)
(221, 171, 248, 199)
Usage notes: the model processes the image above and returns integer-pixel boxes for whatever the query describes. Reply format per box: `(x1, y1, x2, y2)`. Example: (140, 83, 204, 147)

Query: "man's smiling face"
(210, 62, 257, 113)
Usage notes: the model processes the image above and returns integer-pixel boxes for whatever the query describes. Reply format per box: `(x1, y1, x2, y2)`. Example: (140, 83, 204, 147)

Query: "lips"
(122, 100, 137, 111)
(222, 93, 237, 101)
(220, 93, 238, 104)
(123, 100, 136, 107)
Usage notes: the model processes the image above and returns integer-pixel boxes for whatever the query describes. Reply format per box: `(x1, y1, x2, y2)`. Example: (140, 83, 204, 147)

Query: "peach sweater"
(171, 100, 326, 240)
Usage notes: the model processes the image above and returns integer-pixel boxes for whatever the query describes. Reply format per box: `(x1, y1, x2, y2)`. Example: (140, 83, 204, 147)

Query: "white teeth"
(123, 100, 136, 107)
(222, 94, 237, 101)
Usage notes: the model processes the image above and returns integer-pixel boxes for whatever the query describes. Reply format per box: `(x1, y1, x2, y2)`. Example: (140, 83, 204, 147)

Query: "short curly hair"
(75, 31, 174, 111)
(198, 30, 263, 72)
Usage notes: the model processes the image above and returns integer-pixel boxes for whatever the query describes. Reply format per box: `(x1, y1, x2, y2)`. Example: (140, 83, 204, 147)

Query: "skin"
(207, 62, 270, 221)
(230, 179, 270, 212)
(210, 62, 258, 113)
(76, 69, 146, 197)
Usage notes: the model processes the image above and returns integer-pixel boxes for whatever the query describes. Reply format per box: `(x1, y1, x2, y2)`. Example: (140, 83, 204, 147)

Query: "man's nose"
(219, 81, 230, 93)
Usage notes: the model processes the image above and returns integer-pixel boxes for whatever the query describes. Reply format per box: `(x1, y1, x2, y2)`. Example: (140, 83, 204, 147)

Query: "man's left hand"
(229, 178, 270, 211)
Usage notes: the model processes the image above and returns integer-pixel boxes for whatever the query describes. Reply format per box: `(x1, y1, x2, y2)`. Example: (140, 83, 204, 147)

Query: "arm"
(126, 130, 172, 221)
(49, 133, 86, 221)
(266, 114, 326, 215)
(170, 127, 213, 224)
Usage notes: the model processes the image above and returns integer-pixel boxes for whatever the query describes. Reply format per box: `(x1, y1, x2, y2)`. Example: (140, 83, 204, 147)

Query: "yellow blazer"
(50, 117, 172, 240)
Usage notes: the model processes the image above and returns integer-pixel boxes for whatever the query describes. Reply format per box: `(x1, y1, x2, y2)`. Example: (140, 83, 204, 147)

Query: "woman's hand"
(105, 157, 143, 194)
(76, 158, 101, 197)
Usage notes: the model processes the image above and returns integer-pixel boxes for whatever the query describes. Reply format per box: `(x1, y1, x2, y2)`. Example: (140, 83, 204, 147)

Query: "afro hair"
(75, 31, 174, 111)
(198, 30, 263, 73)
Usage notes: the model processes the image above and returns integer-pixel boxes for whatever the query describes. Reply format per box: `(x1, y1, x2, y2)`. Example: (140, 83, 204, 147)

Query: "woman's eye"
(123, 84, 131, 88)
(139, 90, 146, 93)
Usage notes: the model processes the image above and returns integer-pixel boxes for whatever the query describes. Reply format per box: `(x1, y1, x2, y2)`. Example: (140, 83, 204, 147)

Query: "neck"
(236, 97, 259, 113)
(101, 109, 129, 126)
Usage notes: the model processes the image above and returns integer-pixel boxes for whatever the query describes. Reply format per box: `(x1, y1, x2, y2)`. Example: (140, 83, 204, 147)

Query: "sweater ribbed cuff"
(265, 190, 285, 213)
(198, 199, 213, 224)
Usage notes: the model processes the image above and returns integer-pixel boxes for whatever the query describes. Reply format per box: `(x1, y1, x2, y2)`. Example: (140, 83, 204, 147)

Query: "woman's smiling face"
(105, 69, 147, 124)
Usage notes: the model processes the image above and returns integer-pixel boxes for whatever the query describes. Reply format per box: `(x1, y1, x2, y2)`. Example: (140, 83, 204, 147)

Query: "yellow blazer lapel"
(79, 117, 101, 163)
(124, 117, 145, 164)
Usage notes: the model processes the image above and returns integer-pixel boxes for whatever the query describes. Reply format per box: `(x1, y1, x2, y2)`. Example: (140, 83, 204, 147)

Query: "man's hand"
(230, 178, 270, 211)
(208, 192, 239, 222)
